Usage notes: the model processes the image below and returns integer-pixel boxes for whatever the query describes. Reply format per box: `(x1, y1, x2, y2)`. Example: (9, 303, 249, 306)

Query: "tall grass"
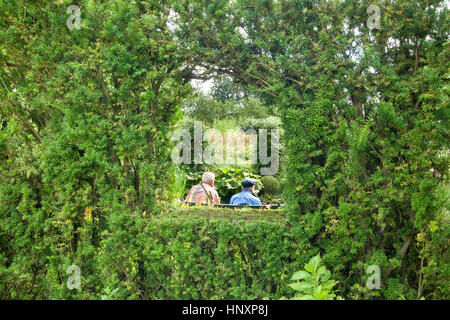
(173, 166, 188, 200)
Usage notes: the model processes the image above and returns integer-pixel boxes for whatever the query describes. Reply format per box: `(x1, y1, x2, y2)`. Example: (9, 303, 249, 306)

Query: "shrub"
(174, 0, 449, 300)
(287, 254, 342, 300)
(260, 176, 281, 196)
(0, 206, 315, 299)
(0, 0, 189, 299)
(138, 208, 307, 299)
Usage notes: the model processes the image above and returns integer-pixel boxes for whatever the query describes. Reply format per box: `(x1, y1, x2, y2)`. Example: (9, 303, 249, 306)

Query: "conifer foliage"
(0, 0, 448, 299)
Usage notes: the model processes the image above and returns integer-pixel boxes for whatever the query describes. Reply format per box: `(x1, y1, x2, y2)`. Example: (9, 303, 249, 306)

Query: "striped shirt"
(185, 184, 220, 204)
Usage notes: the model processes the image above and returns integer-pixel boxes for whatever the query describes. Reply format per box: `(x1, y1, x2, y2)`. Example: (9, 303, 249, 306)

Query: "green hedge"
(173, 0, 449, 300)
(1, 206, 314, 300)
(141, 208, 308, 299)
(1, 0, 448, 300)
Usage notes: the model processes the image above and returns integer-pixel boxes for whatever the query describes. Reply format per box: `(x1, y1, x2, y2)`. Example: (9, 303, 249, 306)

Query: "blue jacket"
(230, 190, 262, 206)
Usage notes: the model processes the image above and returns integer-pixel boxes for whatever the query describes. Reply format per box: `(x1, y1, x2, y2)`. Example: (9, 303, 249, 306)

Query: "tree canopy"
(0, 0, 448, 299)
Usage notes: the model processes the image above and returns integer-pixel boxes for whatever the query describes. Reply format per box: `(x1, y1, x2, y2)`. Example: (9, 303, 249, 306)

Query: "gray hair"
(201, 172, 215, 184)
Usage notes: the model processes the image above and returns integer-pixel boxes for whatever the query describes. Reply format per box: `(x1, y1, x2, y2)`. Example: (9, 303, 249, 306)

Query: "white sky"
(191, 78, 214, 94)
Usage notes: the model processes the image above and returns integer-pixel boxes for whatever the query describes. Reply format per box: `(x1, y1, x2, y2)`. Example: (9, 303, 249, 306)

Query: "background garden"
(0, 0, 448, 299)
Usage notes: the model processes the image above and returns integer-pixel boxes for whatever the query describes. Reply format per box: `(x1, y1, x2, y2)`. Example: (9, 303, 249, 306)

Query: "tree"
(0, 0, 190, 298)
(173, 0, 449, 298)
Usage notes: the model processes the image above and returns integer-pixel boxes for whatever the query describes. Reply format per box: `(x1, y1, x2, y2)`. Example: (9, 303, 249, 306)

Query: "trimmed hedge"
(1, 206, 314, 299)
(142, 208, 308, 299)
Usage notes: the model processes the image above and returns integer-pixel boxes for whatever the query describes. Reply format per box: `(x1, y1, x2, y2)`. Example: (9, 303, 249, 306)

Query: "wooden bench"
(182, 201, 284, 209)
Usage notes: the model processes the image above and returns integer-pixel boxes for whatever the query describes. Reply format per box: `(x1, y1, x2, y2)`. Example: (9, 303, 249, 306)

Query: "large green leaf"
(291, 270, 310, 281)
(288, 282, 313, 292)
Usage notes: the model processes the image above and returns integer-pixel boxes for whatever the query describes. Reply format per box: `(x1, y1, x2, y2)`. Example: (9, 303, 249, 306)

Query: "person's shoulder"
(211, 188, 220, 201)
(189, 184, 200, 191)
(229, 193, 240, 204)
(250, 194, 262, 204)
(248, 193, 259, 199)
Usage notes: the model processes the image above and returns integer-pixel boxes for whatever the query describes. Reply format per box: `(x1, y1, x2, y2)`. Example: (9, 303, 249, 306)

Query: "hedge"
(1, 0, 448, 300)
(1, 206, 314, 300)
(140, 208, 308, 299)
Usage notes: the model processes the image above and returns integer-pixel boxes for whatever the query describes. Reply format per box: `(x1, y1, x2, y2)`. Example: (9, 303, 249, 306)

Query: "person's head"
(241, 178, 256, 193)
(201, 172, 215, 187)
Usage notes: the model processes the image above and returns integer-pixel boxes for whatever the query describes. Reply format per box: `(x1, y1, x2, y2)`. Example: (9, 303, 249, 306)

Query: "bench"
(182, 201, 284, 209)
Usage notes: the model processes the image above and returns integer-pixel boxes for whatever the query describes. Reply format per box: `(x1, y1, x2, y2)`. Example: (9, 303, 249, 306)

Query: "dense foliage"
(0, 0, 448, 300)
(172, 0, 449, 299)
(0, 0, 190, 298)
(2, 205, 314, 299)
(288, 254, 342, 300)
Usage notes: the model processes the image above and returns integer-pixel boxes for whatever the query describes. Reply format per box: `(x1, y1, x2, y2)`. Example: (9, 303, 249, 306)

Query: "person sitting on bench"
(229, 178, 262, 206)
(185, 172, 220, 205)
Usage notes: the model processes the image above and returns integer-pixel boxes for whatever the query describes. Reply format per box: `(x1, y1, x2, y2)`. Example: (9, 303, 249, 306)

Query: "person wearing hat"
(229, 178, 262, 206)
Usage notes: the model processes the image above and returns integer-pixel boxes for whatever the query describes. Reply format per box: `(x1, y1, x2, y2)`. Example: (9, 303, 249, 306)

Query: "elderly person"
(229, 178, 262, 206)
(185, 172, 220, 204)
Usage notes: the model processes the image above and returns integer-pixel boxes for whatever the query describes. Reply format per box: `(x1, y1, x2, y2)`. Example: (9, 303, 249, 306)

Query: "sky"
(191, 78, 214, 95)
